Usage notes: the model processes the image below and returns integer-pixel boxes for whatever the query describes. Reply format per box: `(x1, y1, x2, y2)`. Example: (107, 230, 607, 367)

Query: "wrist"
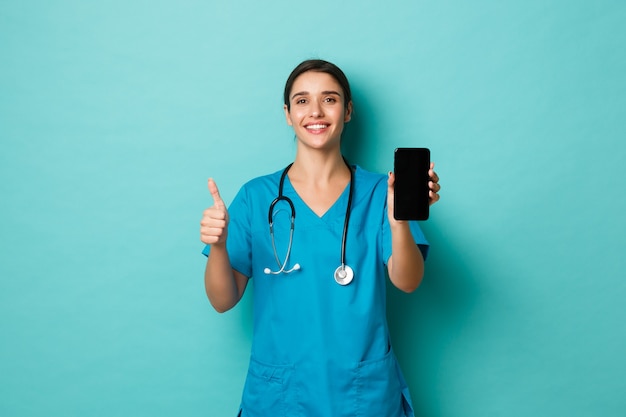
(389, 219, 411, 234)
(210, 241, 227, 250)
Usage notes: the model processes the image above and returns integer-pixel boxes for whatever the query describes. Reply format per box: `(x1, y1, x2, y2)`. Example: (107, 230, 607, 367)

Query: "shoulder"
(242, 169, 282, 189)
(349, 165, 389, 211)
(229, 168, 285, 210)
(353, 165, 387, 193)
(228, 168, 284, 218)
(236, 168, 284, 195)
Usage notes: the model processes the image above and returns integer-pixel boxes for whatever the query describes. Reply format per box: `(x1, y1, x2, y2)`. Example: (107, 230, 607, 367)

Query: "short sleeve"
(382, 214, 430, 265)
(409, 221, 429, 260)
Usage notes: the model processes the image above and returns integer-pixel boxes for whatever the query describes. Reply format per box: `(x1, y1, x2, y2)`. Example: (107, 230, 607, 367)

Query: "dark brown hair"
(283, 59, 352, 111)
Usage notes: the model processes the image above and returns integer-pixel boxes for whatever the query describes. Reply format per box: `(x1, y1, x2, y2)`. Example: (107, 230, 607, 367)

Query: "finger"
(387, 171, 395, 188)
(207, 178, 225, 209)
(202, 207, 226, 222)
(200, 232, 221, 245)
(387, 172, 399, 222)
(200, 214, 226, 228)
(429, 163, 439, 183)
(429, 190, 440, 205)
(200, 226, 226, 239)
(429, 181, 441, 193)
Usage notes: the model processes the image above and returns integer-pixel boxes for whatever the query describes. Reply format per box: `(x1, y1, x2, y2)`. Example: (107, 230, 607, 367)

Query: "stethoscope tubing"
(266, 158, 354, 284)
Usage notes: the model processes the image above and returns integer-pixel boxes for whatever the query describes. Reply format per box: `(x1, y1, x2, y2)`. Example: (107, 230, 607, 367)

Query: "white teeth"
(307, 124, 327, 129)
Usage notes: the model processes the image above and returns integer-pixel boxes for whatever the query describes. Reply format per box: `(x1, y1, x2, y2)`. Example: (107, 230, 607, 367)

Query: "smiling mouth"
(306, 124, 328, 130)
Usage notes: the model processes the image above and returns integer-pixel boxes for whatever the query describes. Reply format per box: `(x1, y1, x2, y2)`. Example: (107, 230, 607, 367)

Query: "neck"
(289, 151, 349, 185)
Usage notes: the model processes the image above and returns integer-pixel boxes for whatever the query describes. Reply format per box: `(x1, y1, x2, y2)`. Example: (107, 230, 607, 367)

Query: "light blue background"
(1, 1, 625, 416)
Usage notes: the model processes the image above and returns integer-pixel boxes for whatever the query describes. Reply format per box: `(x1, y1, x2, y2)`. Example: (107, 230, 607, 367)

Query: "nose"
(310, 102, 323, 118)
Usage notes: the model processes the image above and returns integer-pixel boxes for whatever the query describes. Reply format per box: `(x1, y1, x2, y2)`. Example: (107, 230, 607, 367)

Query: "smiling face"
(284, 71, 353, 152)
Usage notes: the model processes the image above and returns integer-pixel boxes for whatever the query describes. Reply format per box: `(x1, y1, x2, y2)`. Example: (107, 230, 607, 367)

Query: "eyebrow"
(291, 90, 342, 100)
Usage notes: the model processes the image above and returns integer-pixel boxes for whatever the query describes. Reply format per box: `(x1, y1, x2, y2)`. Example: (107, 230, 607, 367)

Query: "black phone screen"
(393, 147, 430, 220)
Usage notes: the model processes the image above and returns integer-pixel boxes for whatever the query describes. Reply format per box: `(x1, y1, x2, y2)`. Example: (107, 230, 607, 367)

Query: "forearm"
(388, 222, 425, 293)
(204, 244, 242, 313)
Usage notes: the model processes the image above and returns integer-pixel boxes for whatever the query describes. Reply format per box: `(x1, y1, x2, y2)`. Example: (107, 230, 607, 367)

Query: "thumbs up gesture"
(200, 178, 229, 245)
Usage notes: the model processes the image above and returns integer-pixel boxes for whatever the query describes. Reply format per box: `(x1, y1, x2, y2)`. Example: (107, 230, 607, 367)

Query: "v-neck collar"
(282, 170, 353, 224)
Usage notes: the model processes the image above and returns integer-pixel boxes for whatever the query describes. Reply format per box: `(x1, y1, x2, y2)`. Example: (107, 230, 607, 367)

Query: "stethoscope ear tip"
(264, 268, 271, 274)
(293, 263, 301, 271)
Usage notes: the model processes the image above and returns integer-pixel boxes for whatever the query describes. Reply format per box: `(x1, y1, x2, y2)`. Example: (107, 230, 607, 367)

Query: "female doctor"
(200, 59, 440, 417)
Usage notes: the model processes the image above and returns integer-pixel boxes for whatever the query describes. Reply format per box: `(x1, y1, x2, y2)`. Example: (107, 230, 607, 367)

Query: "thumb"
(387, 171, 395, 194)
(207, 178, 225, 208)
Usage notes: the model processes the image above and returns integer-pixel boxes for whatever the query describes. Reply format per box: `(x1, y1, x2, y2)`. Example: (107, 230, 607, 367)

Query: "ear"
(284, 104, 293, 126)
(344, 101, 353, 123)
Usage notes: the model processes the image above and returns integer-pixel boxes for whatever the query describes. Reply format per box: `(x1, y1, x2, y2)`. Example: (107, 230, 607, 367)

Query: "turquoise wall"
(1, 1, 625, 416)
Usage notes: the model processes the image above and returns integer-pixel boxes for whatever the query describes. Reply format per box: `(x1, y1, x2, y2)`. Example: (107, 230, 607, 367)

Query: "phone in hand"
(393, 147, 430, 220)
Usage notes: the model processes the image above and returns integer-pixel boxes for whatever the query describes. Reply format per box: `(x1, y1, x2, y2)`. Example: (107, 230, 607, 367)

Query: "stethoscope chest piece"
(334, 265, 354, 286)
(268, 158, 356, 284)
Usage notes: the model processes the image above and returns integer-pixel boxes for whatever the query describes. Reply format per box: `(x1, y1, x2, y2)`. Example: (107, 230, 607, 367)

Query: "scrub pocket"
(355, 348, 413, 417)
(240, 357, 294, 417)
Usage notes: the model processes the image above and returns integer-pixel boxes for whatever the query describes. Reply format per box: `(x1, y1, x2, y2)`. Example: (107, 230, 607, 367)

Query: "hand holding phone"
(393, 148, 430, 220)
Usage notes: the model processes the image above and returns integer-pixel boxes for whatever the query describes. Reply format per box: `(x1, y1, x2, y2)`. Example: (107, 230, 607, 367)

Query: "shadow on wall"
(341, 87, 377, 169)
(386, 221, 484, 416)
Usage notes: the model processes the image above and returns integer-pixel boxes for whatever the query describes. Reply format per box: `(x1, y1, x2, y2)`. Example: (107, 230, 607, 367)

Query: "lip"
(304, 122, 330, 131)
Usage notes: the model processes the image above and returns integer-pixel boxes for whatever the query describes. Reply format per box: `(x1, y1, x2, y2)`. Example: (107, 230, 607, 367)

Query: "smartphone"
(394, 147, 430, 220)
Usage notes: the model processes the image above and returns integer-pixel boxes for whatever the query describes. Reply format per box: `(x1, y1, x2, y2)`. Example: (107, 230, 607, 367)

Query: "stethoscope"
(263, 157, 355, 285)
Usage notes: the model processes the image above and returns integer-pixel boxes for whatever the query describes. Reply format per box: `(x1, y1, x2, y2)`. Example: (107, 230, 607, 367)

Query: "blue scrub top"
(203, 165, 429, 417)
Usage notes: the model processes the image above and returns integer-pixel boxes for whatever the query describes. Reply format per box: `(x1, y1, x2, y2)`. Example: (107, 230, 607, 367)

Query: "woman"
(200, 59, 440, 417)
